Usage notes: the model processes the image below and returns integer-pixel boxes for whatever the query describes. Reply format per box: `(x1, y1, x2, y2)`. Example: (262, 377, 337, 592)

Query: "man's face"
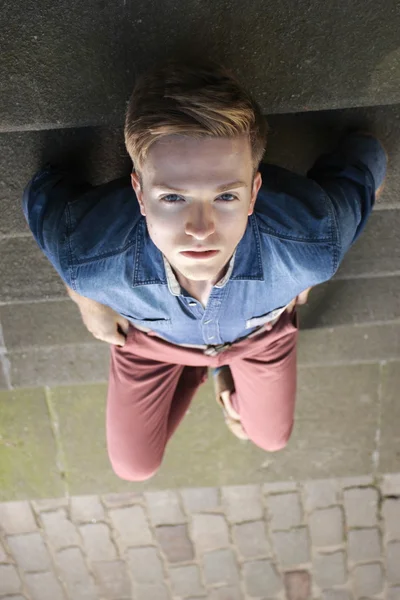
(131, 134, 262, 285)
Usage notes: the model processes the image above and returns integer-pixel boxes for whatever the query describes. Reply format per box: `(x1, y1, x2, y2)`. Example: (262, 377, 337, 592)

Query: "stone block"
(127, 547, 164, 584)
(180, 487, 220, 513)
(353, 563, 383, 596)
(191, 514, 230, 553)
(343, 487, 378, 527)
(232, 520, 271, 558)
(40, 509, 80, 550)
(70, 495, 105, 523)
(387, 542, 400, 585)
(155, 525, 194, 564)
(0, 501, 37, 534)
(221, 485, 263, 523)
(263, 481, 298, 494)
(266, 492, 303, 530)
(0, 564, 22, 594)
(25, 571, 65, 600)
(348, 528, 381, 563)
(313, 551, 347, 588)
(382, 473, 400, 496)
(309, 507, 344, 547)
(322, 592, 351, 600)
(145, 490, 185, 525)
(134, 584, 170, 600)
(169, 565, 205, 597)
(272, 528, 310, 567)
(383, 499, 400, 541)
(0, 388, 63, 501)
(31, 498, 68, 513)
(388, 588, 400, 600)
(283, 571, 311, 600)
(101, 492, 144, 508)
(92, 560, 131, 599)
(243, 559, 282, 597)
(381, 364, 400, 473)
(341, 475, 374, 488)
(79, 523, 117, 561)
(7, 532, 51, 572)
(109, 506, 153, 551)
(56, 547, 97, 600)
(302, 479, 339, 511)
(0, 539, 9, 562)
(209, 588, 242, 600)
(203, 549, 239, 586)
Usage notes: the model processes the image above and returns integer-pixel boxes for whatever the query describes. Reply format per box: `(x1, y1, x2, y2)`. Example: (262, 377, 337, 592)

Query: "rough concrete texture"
(1, 0, 400, 131)
(1, 476, 400, 598)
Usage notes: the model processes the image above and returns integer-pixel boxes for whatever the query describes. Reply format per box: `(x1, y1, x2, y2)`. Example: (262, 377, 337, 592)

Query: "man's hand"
(287, 287, 312, 314)
(66, 286, 130, 346)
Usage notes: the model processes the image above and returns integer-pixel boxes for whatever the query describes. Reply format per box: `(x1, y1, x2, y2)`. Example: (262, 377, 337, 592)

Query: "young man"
(23, 58, 387, 481)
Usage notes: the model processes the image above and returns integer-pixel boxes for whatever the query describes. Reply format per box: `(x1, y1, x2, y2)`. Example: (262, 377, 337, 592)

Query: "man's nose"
(185, 205, 216, 239)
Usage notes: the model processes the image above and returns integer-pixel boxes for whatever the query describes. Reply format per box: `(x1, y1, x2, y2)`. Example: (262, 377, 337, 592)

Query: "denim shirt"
(22, 133, 387, 347)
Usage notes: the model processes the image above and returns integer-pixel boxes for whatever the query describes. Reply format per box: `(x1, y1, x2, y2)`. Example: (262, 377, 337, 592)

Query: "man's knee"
(248, 422, 294, 452)
(109, 454, 162, 482)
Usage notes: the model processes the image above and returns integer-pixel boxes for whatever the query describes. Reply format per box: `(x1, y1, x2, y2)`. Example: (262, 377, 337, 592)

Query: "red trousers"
(107, 309, 299, 481)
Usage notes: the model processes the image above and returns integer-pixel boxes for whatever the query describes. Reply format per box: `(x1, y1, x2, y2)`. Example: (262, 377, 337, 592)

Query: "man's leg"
(106, 334, 208, 481)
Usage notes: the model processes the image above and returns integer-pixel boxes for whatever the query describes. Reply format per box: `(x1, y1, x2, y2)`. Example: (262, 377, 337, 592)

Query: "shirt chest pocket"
(121, 314, 172, 331)
(245, 305, 288, 329)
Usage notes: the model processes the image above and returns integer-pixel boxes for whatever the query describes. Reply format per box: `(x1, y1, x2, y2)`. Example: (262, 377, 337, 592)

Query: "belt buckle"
(204, 342, 231, 357)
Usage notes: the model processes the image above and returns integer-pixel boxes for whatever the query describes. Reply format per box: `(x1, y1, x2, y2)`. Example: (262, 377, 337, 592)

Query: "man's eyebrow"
(153, 181, 248, 193)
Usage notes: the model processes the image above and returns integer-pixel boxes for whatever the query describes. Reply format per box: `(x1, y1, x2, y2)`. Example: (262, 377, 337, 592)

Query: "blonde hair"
(124, 57, 268, 179)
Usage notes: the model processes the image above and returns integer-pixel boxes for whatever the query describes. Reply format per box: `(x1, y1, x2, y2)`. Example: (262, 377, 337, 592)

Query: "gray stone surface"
(127, 547, 164, 584)
(283, 571, 311, 600)
(40, 509, 80, 551)
(180, 487, 220, 514)
(155, 525, 194, 564)
(7, 532, 51, 572)
(382, 499, 400, 541)
(232, 521, 271, 558)
(380, 364, 400, 473)
(169, 565, 205, 597)
(221, 485, 263, 523)
(79, 523, 117, 561)
(69, 495, 105, 523)
(243, 559, 282, 596)
(309, 507, 344, 547)
(302, 479, 339, 511)
(348, 528, 381, 563)
(353, 562, 384, 596)
(191, 514, 230, 553)
(271, 528, 311, 567)
(203, 549, 239, 586)
(313, 551, 347, 588)
(343, 487, 379, 527)
(109, 506, 153, 551)
(92, 560, 132, 599)
(0, 564, 21, 594)
(25, 571, 65, 600)
(2, 0, 400, 132)
(266, 492, 303, 530)
(387, 542, 400, 585)
(145, 490, 185, 526)
(0, 501, 37, 535)
(56, 547, 97, 600)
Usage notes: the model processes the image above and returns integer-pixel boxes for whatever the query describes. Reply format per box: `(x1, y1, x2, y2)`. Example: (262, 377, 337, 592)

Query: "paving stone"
(341, 475, 374, 488)
(272, 528, 311, 567)
(56, 547, 97, 600)
(180, 487, 220, 513)
(70, 495, 105, 523)
(0, 539, 10, 562)
(232, 520, 271, 558)
(134, 584, 170, 600)
(313, 551, 347, 588)
(0, 502, 37, 535)
(309, 507, 344, 547)
(266, 492, 303, 530)
(109, 506, 153, 551)
(221, 485, 263, 523)
(322, 592, 351, 600)
(203, 549, 239, 586)
(40, 509, 80, 550)
(127, 547, 164, 584)
(0, 388, 63, 500)
(0, 596, 26, 600)
(92, 560, 131, 599)
(0, 564, 22, 594)
(263, 481, 298, 494)
(348, 528, 381, 563)
(191, 514, 230, 553)
(388, 587, 400, 600)
(155, 525, 194, 564)
(382, 473, 400, 496)
(79, 523, 117, 561)
(283, 571, 311, 600)
(31, 498, 69, 513)
(387, 541, 400, 585)
(209, 588, 242, 600)
(353, 563, 383, 597)
(145, 490, 185, 525)
(243, 559, 282, 597)
(25, 571, 65, 600)
(169, 565, 205, 597)
(302, 479, 339, 512)
(7, 533, 51, 572)
(343, 487, 378, 527)
(101, 492, 144, 508)
(383, 499, 400, 541)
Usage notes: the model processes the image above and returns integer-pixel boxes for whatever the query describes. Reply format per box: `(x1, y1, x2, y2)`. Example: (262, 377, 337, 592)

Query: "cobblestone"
(180, 487, 220, 513)
(353, 562, 383, 596)
(101, 492, 143, 508)
(266, 492, 303, 530)
(283, 570, 311, 600)
(31, 498, 68, 513)
(209, 587, 241, 600)
(388, 587, 400, 600)
(383, 498, 400, 541)
(191, 514, 229, 553)
(92, 560, 131, 598)
(79, 523, 117, 561)
(134, 583, 170, 600)
(127, 547, 164, 584)
(303, 479, 338, 511)
(343, 487, 378, 527)
(203, 549, 239, 586)
(0, 502, 37, 535)
(169, 564, 205, 597)
(0, 564, 22, 594)
(243, 559, 282, 597)
(272, 528, 310, 567)
(309, 507, 344, 547)
(109, 505, 152, 551)
(7, 533, 51, 572)
(56, 547, 97, 600)
(221, 485, 263, 522)
(382, 473, 400, 496)
(322, 592, 351, 600)
(313, 551, 347, 588)
(145, 490, 185, 525)
(40, 509, 79, 550)
(348, 528, 381, 562)
(25, 571, 65, 600)
(0, 539, 10, 562)
(155, 525, 194, 563)
(232, 520, 271, 558)
(70, 495, 105, 523)
(387, 541, 400, 585)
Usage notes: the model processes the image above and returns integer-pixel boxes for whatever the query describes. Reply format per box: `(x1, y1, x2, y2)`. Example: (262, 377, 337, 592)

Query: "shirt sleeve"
(306, 132, 388, 263)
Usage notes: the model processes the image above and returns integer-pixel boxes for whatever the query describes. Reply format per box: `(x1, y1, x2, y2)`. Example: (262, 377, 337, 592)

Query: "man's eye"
(218, 193, 237, 201)
(161, 194, 183, 203)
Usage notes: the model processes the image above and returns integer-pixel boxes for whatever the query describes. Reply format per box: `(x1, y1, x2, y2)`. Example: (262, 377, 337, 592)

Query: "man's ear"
(248, 171, 262, 216)
(131, 171, 146, 216)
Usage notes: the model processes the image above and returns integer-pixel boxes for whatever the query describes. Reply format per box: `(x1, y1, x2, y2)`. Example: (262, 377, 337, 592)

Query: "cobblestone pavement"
(1, 474, 400, 600)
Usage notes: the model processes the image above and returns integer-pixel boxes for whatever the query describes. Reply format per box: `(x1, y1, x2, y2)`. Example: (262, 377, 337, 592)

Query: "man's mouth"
(180, 250, 220, 259)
